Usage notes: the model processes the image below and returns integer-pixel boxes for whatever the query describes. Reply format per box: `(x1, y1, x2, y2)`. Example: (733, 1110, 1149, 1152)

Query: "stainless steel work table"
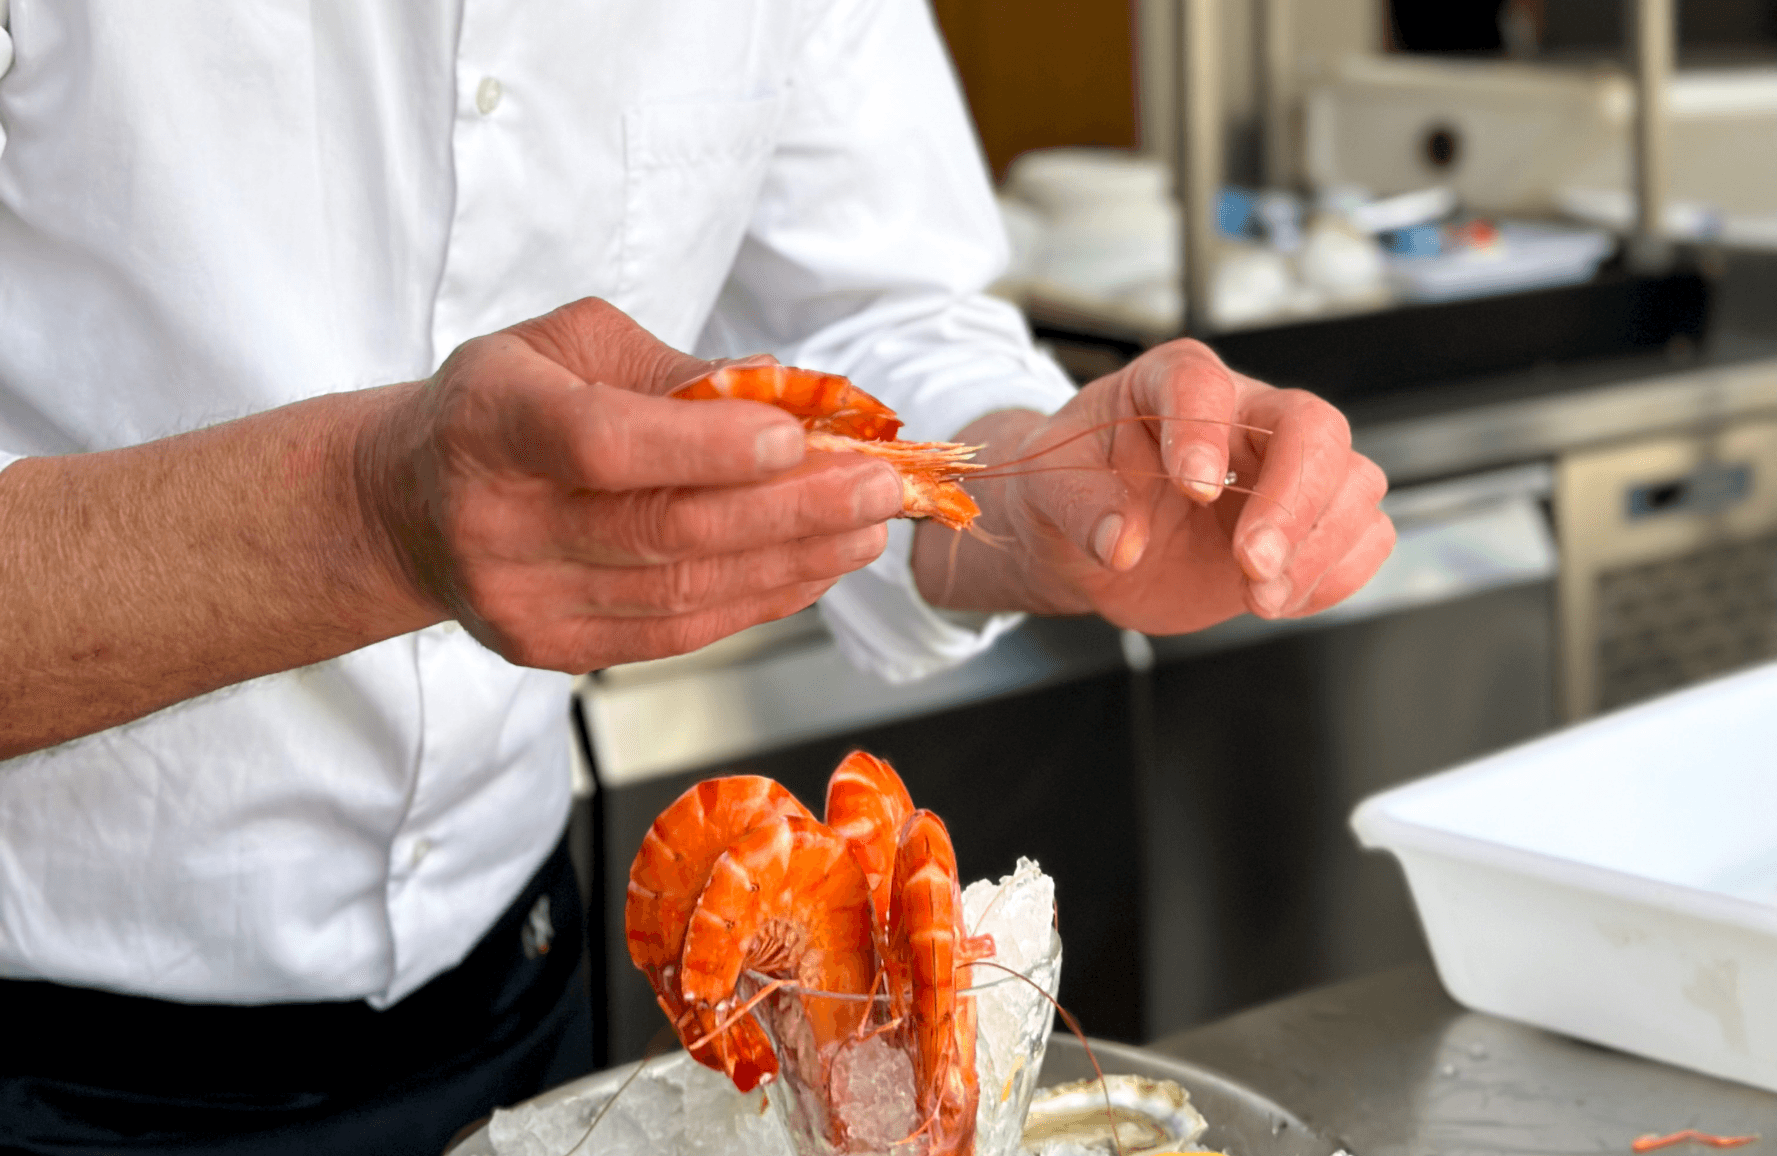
(1150, 962, 1777, 1156)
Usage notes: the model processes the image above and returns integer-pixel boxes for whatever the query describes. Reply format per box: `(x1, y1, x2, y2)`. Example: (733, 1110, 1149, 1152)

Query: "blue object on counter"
(1217, 187, 1257, 238)
(1384, 224, 1443, 257)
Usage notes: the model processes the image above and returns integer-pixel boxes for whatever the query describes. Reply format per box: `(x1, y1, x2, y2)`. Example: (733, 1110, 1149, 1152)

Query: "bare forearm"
(0, 384, 438, 758)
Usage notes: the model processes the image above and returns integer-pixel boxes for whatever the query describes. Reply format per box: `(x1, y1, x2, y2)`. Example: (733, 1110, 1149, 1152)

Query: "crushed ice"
(828, 1031, 920, 1149)
(487, 1053, 789, 1156)
(962, 857, 1062, 1156)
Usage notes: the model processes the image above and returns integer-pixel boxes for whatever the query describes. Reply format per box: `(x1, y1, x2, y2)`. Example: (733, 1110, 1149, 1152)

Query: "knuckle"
(792, 472, 852, 534)
(658, 559, 719, 615)
(1159, 337, 1219, 367)
(1369, 509, 1399, 549)
(1357, 456, 1391, 503)
(1140, 339, 1231, 397)
(600, 490, 678, 561)
(577, 427, 631, 492)
(651, 493, 721, 558)
(435, 334, 491, 379)
(562, 296, 620, 326)
(1294, 390, 1351, 443)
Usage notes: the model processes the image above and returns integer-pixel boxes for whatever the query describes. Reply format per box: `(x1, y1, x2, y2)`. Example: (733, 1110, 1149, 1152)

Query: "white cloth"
(0, 1, 1075, 1006)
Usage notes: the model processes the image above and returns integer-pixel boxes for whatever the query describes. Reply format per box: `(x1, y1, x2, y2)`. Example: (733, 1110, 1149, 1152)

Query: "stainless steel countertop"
(1151, 963, 1777, 1156)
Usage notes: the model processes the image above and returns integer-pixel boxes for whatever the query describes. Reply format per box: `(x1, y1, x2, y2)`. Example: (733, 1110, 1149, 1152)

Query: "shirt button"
(440, 620, 460, 635)
(411, 837, 434, 867)
(475, 76, 503, 116)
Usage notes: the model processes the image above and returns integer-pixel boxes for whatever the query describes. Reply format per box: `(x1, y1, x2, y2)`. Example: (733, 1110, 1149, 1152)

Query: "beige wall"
(1138, 0, 1382, 185)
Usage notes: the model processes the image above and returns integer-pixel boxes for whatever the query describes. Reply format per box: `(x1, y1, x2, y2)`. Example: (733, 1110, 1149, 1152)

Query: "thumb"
(507, 297, 714, 397)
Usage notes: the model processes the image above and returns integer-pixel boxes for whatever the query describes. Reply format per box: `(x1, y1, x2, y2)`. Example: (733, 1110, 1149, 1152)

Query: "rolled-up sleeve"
(696, 0, 1077, 683)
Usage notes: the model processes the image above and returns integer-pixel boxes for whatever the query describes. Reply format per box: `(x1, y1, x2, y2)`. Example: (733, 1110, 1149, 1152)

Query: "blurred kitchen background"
(573, 0, 1777, 1066)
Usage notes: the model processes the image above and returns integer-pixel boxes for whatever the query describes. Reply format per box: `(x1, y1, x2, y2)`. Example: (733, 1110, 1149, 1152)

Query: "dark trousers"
(0, 830, 594, 1155)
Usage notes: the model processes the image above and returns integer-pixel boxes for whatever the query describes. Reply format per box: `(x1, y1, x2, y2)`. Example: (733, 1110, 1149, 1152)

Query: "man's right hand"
(360, 298, 903, 672)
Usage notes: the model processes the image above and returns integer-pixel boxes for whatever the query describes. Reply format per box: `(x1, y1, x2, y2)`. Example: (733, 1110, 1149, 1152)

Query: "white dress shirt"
(0, 1, 1074, 1007)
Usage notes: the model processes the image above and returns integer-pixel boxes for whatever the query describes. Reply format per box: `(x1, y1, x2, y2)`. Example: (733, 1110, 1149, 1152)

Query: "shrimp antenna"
(979, 414, 1274, 477)
(942, 527, 964, 607)
(967, 876, 1014, 938)
(962, 465, 1295, 519)
(971, 959, 1127, 1156)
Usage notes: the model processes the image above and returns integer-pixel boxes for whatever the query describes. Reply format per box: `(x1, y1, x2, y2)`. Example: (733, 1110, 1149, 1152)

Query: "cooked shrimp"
(824, 748, 916, 936)
(677, 815, 878, 1144)
(671, 362, 904, 442)
(886, 809, 997, 1156)
(624, 774, 812, 1092)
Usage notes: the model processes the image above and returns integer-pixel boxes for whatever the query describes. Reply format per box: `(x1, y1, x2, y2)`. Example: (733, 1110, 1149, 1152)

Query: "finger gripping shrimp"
(625, 775, 813, 1091)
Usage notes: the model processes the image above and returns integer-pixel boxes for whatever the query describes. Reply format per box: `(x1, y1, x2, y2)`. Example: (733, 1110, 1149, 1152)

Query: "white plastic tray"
(1352, 661, 1777, 1091)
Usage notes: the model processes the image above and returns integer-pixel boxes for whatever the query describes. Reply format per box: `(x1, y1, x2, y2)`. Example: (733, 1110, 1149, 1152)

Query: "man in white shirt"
(0, 1, 1391, 1151)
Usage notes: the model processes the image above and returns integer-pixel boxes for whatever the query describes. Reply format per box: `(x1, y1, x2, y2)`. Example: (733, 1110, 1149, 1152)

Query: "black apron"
(0, 830, 593, 1155)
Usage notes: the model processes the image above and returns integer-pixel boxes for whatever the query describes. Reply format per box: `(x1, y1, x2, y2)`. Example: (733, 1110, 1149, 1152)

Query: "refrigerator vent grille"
(1596, 535, 1777, 712)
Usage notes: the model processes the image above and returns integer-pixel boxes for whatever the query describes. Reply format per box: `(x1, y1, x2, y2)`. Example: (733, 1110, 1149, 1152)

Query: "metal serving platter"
(448, 1034, 1342, 1156)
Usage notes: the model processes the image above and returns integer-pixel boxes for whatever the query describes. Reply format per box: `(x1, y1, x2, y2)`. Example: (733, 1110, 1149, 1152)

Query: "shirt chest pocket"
(617, 93, 787, 350)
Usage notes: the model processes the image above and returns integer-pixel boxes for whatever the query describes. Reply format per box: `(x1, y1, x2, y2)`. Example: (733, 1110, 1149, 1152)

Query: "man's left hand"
(912, 339, 1394, 633)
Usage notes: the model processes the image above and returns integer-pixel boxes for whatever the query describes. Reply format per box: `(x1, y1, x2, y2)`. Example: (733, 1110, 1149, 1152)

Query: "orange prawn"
(624, 774, 813, 1091)
(886, 809, 996, 1156)
(677, 814, 878, 1145)
(824, 749, 916, 936)
(826, 755, 998, 1156)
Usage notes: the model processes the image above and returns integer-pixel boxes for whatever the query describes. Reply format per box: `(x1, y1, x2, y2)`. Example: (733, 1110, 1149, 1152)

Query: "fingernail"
(1180, 447, 1223, 501)
(754, 424, 804, 470)
(1091, 513, 1124, 567)
(1241, 525, 1290, 582)
(1251, 576, 1293, 616)
(857, 467, 905, 521)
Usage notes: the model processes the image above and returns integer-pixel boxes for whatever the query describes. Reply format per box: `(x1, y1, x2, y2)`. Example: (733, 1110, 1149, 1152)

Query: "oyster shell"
(1021, 1074, 1213, 1155)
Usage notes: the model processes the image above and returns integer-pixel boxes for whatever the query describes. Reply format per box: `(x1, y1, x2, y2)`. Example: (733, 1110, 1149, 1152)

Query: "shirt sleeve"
(696, 0, 1078, 684)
